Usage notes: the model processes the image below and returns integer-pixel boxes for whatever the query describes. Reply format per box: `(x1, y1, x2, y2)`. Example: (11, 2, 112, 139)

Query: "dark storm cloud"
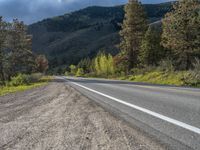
(0, 0, 171, 24)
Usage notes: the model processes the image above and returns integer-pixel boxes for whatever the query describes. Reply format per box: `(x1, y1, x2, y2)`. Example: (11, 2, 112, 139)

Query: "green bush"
(128, 71, 184, 86)
(183, 59, 200, 86)
(65, 71, 70, 76)
(9, 73, 43, 86)
(130, 66, 156, 75)
(76, 68, 84, 77)
(69, 65, 77, 75)
(9, 74, 31, 86)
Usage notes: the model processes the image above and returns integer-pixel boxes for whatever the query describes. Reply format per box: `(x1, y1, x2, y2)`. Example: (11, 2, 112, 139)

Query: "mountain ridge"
(28, 2, 173, 71)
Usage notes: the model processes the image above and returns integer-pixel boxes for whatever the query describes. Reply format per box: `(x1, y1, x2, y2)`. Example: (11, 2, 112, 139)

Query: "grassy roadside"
(0, 76, 53, 96)
(78, 70, 199, 88)
(119, 71, 185, 86)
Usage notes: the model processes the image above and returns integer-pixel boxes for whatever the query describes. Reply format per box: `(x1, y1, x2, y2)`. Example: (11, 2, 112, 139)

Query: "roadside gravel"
(0, 79, 166, 150)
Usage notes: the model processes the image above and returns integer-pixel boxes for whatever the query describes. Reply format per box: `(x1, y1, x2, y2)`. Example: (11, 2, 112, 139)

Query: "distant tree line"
(69, 0, 200, 82)
(0, 17, 48, 85)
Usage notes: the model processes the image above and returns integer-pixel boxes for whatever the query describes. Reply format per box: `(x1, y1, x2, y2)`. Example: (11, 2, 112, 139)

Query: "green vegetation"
(162, 0, 200, 70)
(0, 75, 52, 96)
(94, 52, 115, 77)
(68, 0, 200, 87)
(119, 0, 148, 70)
(76, 68, 84, 77)
(67, 52, 115, 77)
(28, 2, 173, 73)
(184, 58, 200, 87)
(1, 1, 199, 88)
(0, 18, 35, 83)
(140, 25, 168, 66)
(0, 17, 49, 88)
(0, 83, 45, 96)
(127, 71, 185, 86)
(126, 59, 200, 87)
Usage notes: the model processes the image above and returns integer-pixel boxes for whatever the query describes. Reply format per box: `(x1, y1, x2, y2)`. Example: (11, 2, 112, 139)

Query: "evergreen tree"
(120, 0, 148, 71)
(162, 0, 200, 70)
(140, 25, 166, 66)
(7, 19, 34, 77)
(0, 17, 7, 84)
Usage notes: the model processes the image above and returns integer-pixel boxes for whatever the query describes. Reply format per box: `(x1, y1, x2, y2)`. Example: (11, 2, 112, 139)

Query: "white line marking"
(66, 78, 200, 135)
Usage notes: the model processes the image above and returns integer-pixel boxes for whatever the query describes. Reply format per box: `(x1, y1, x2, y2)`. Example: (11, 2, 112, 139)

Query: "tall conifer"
(162, 0, 200, 70)
(120, 0, 148, 71)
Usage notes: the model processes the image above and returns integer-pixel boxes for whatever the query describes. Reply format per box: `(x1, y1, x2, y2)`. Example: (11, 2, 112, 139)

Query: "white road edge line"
(64, 78, 200, 135)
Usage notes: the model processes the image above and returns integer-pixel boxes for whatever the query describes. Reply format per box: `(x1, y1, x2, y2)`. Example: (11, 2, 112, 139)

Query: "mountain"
(28, 2, 173, 71)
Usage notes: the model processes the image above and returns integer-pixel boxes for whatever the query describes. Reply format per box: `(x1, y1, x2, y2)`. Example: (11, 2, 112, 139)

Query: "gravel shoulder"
(0, 79, 166, 150)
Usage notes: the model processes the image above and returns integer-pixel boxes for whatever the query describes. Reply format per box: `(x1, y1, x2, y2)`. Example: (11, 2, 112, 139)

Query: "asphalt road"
(62, 76, 200, 150)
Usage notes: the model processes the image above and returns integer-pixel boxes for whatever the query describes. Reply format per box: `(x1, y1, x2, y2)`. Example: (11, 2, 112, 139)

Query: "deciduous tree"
(35, 55, 49, 73)
(94, 52, 115, 76)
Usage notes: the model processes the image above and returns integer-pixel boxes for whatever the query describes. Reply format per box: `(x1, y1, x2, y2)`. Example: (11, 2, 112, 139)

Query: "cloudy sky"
(0, 0, 172, 24)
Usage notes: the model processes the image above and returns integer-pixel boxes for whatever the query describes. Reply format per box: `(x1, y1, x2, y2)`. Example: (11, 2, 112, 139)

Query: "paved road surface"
(63, 76, 200, 150)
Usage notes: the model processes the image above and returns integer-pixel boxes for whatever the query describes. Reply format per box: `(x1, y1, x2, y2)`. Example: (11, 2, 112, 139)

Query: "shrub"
(69, 65, 77, 75)
(65, 71, 70, 76)
(183, 58, 200, 86)
(9, 73, 43, 86)
(129, 71, 184, 86)
(130, 66, 156, 75)
(158, 59, 174, 72)
(9, 74, 32, 86)
(76, 68, 84, 77)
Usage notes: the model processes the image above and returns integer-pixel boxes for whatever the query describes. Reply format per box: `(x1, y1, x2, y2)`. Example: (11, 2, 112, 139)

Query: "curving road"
(63, 76, 200, 150)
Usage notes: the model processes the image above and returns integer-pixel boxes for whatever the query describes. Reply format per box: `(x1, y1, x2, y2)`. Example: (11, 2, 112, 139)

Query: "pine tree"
(7, 19, 34, 76)
(0, 17, 7, 84)
(120, 0, 148, 71)
(140, 25, 166, 66)
(162, 0, 200, 70)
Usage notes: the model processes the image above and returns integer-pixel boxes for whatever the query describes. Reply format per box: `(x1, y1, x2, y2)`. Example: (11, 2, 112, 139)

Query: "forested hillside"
(67, 0, 200, 87)
(28, 2, 173, 71)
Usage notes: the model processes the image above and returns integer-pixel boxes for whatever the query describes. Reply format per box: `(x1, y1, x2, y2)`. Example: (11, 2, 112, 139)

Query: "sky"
(0, 0, 172, 24)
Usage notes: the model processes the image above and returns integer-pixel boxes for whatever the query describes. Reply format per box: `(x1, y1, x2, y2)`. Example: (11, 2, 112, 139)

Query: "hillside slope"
(28, 2, 173, 70)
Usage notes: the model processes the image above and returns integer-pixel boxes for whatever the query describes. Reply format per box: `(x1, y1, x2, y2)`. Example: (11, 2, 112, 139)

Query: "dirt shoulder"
(0, 79, 166, 150)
